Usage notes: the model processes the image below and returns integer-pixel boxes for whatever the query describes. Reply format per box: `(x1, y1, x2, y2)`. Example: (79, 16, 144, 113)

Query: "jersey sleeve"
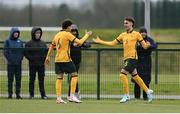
(115, 34, 123, 43)
(51, 37, 56, 46)
(51, 34, 58, 48)
(67, 33, 76, 42)
(137, 32, 143, 42)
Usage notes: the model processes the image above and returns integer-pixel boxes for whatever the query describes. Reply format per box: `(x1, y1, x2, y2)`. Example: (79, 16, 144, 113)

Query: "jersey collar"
(126, 29, 134, 33)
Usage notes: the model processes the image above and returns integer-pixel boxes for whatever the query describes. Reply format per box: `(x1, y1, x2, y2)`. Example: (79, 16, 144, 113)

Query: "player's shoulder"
(132, 30, 140, 35)
(118, 32, 126, 37)
(132, 30, 141, 37)
(54, 31, 61, 37)
(61, 31, 74, 37)
(121, 32, 127, 35)
(54, 31, 67, 37)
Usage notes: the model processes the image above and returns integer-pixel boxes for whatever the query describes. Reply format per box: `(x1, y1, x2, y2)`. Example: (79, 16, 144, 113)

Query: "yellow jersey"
(116, 30, 143, 60)
(51, 31, 76, 62)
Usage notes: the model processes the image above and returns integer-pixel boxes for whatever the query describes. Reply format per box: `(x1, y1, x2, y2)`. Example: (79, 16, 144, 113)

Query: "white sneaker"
(75, 92, 81, 100)
(147, 89, 153, 103)
(67, 93, 81, 102)
(120, 95, 130, 103)
(69, 95, 82, 103)
(56, 98, 67, 104)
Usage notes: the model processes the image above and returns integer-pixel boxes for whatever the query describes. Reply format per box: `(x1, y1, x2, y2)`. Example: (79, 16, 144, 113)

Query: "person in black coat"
(67, 24, 91, 100)
(25, 27, 48, 99)
(133, 27, 157, 100)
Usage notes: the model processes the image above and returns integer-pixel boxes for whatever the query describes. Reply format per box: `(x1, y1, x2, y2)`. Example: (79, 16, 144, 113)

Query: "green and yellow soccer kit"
(49, 31, 78, 97)
(116, 30, 149, 94)
(51, 31, 76, 63)
(115, 30, 143, 60)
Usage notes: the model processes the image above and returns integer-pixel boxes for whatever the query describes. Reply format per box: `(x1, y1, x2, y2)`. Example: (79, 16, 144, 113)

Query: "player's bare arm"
(45, 44, 54, 65)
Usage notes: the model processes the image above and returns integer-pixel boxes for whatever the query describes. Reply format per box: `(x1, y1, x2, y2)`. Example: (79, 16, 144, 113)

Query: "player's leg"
(143, 83, 149, 100)
(70, 72, 78, 95)
(119, 69, 130, 103)
(74, 63, 80, 98)
(67, 64, 79, 100)
(66, 62, 81, 103)
(56, 74, 66, 104)
(131, 69, 153, 102)
(119, 59, 136, 103)
(67, 76, 80, 101)
(68, 72, 81, 103)
(55, 63, 66, 104)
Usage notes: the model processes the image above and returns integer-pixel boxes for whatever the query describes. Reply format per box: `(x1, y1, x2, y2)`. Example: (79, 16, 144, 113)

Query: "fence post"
(29, 0, 32, 26)
(97, 49, 101, 100)
(155, 49, 158, 84)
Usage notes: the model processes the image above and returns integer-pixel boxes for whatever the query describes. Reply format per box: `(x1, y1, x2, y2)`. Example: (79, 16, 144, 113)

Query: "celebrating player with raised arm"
(93, 17, 153, 103)
(45, 19, 92, 104)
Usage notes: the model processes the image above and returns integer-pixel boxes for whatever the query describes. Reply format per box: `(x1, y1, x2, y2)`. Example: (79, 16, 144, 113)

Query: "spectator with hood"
(4, 27, 24, 99)
(132, 27, 157, 100)
(25, 27, 48, 99)
(67, 24, 91, 101)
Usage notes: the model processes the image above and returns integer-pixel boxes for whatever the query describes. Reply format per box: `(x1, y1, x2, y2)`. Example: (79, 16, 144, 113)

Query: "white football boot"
(147, 89, 153, 103)
(56, 97, 67, 104)
(69, 94, 82, 103)
(120, 94, 130, 103)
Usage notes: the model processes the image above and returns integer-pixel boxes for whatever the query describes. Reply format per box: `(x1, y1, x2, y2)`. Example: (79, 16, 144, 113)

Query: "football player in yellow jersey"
(45, 19, 92, 104)
(93, 17, 153, 103)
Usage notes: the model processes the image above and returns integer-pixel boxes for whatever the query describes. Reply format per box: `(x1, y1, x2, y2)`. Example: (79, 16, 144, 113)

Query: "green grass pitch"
(1, 99, 180, 113)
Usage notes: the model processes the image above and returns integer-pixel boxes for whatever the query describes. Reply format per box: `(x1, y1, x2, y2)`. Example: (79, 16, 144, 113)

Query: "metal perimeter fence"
(0, 47, 180, 100)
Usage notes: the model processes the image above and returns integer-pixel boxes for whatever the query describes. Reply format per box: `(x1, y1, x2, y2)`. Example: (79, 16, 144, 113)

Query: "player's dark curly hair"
(62, 19, 73, 29)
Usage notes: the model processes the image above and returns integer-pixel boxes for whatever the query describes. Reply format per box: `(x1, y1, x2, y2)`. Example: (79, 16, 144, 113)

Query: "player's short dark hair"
(124, 16, 135, 27)
(62, 19, 73, 29)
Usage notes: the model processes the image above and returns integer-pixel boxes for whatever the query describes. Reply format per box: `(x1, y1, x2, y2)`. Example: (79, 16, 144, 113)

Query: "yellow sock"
(119, 73, 129, 94)
(56, 79, 62, 97)
(70, 76, 78, 94)
(132, 74, 148, 93)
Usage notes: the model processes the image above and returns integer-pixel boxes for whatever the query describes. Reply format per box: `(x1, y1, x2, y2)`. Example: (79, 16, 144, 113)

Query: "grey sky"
(1, 0, 179, 8)
(0, 0, 91, 8)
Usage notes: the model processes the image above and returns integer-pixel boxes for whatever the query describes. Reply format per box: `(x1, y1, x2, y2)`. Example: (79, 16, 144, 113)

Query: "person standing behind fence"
(4, 27, 24, 99)
(93, 17, 154, 103)
(67, 24, 91, 101)
(45, 19, 92, 104)
(24, 27, 48, 99)
(132, 27, 157, 100)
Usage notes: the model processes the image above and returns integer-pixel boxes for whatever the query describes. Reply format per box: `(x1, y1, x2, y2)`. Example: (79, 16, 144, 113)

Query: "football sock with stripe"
(56, 78, 62, 98)
(70, 76, 78, 95)
(132, 74, 148, 93)
(119, 73, 129, 95)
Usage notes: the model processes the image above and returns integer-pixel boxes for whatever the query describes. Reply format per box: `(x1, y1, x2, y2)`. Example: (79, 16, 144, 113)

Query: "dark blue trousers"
(7, 64, 22, 96)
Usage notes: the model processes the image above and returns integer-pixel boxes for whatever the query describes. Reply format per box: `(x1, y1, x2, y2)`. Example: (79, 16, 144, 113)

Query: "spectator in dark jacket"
(4, 27, 24, 99)
(67, 24, 91, 100)
(133, 27, 157, 100)
(25, 27, 48, 99)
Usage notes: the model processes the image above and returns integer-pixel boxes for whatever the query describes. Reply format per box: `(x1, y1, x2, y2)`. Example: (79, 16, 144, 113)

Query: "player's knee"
(120, 72, 127, 77)
(57, 74, 64, 79)
(71, 72, 78, 78)
(131, 69, 137, 77)
(120, 69, 128, 75)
